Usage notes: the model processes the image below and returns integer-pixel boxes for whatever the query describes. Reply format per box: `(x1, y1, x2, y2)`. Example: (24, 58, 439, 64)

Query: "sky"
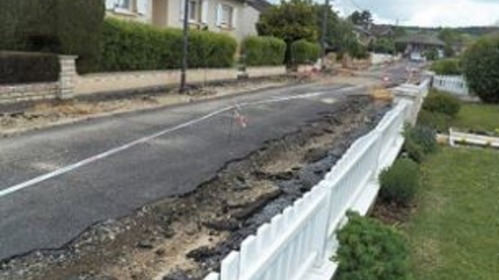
(331, 0, 499, 27)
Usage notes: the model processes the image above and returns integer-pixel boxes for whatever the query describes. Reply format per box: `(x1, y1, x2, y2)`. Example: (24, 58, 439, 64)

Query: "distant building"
(395, 33, 445, 61)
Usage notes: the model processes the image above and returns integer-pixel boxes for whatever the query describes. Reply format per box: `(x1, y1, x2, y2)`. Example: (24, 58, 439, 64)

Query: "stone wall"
(74, 66, 287, 96)
(0, 55, 77, 105)
(74, 68, 238, 95)
(245, 66, 287, 78)
(0, 55, 290, 104)
(0, 83, 60, 104)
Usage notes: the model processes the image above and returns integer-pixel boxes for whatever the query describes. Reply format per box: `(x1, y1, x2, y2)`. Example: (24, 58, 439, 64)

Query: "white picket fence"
(433, 75, 470, 96)
(204, 81, 430, 280)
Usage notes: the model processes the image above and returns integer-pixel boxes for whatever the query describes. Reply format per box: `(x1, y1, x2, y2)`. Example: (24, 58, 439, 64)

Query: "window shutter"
(137, 0, 148, 15)
(106, 0, 116, 10)
(180, 0, 186, 20)
(231, 7, 237, 29)
(216, 3, 222, 27)
(201, 0, 209, 24)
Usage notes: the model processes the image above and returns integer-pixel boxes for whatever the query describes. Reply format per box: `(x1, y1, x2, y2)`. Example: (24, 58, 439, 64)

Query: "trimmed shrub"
(0, 0, 105, 74)
(335, 212, 411, 280)
(99, 18, 237, 72)
(290, 39, 321, 65)
(0, 51, 60, 84)
(462, 35, 499, 103)
(431, 58, 462, 75)
(403, 125, 438, 163)
(379, 158, 420, 206)
(241, 36, 286, 66)
(423, 89, 461, 117)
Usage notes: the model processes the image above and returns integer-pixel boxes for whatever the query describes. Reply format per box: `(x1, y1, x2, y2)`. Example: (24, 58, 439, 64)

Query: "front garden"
(333, 54, 499, 278)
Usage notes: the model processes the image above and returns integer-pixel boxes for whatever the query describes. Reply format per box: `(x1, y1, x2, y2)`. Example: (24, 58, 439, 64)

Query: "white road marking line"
(0, 86, 362, 199)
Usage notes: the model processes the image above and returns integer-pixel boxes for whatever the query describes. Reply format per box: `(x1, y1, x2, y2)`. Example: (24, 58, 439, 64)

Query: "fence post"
(58, 55, 78, 100)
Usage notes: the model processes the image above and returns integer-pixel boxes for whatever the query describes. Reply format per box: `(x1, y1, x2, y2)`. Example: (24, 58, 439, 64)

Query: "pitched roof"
(395, 33, 446, 46)
(248, 0, 272, 12)
(370, 25, 394, 37)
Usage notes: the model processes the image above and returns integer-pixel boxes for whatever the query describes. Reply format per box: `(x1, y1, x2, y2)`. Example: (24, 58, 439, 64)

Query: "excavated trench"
(0, 96, 390, 280)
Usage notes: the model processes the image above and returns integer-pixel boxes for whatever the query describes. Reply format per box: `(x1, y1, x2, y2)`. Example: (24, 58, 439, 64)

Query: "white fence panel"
(204, 80, 430, 280)
(433, 75, 470, 96)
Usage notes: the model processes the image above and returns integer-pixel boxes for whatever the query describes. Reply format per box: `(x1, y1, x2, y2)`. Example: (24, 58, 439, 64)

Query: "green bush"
(0, 51, 60, 84)
(431, 58, 462, 75)
(424, 48, 439, 61)
(241, 36, 286, 66)
(100, 18, 237, 72)
(0, 0, 105, 74)
(335, 212, 411, 280)
(417, 110, 452, 133)
(403, 125, 438, 163)
(462, 35, 499, 103)
(379, 158, 420, 206)
(423, 89, 461, 117)
(291, 39, 321, 65)
(348, 41, 370, 59)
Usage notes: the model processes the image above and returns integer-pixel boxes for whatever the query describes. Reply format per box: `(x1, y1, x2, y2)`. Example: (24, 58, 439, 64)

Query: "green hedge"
(431, 58, 462, 75)
(99, 18, 237, 72)
(0, 0, 105, 74)
(290, 39, 321, 65)
(0, 51, 60, 84)
(241, 36, 286, 66)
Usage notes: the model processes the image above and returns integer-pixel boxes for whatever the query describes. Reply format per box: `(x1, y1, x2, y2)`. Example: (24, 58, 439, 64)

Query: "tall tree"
(257, 0, 318, 45)
(349, 10, 373, 27)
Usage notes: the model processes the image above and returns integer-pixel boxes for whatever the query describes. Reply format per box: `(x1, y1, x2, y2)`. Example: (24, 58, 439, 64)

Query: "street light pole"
(180, 0, 190, 93)
(321, 0, 330, 70)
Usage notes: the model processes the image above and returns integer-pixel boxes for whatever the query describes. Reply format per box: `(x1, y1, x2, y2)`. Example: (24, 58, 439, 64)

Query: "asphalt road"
(0, 81, 367, 260)
(0, 64, 412, 261)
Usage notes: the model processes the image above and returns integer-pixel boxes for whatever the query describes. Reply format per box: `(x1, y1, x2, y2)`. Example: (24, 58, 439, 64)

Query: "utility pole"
(180, 0, 189, 93)
(321, 0, 331, 70)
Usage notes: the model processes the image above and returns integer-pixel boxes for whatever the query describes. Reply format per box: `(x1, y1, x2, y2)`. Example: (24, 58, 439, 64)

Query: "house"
(353, 25, 375, 46)
(105, 0, 269, 41)
(370, 25, 395, 38)
(353, 24, 395, 46)
(395, 33, 445, 61)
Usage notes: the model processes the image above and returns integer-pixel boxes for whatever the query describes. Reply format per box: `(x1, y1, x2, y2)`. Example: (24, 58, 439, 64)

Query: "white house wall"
(106, 0, 252, 41)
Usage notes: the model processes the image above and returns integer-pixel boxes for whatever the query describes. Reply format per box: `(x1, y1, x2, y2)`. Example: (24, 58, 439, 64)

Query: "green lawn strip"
(451, 103, 499, 133)
(403, 147, 499, 280)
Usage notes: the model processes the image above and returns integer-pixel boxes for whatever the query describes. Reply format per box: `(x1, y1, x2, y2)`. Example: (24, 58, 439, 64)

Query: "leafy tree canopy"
(349, 10, 373, 26)
(256, 0, 318, 44)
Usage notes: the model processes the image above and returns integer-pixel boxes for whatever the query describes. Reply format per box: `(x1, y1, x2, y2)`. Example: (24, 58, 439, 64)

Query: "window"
(221, 4, 233, 27)
(117, 0, 133, 10)
(189, 0, 199, 21)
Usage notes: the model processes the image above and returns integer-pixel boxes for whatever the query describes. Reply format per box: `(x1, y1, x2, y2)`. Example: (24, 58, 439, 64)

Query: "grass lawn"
(451, 103, 499, 133)
(404, 147, 499, 280)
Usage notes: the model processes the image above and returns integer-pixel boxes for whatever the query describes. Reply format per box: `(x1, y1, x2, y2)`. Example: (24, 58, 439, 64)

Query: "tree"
(349, 10, 373, 27)
(371, 38, 395, 54)
(438, 28, 463, 58)
(257, 0, 318, 45)
(462, 35, 499, 103)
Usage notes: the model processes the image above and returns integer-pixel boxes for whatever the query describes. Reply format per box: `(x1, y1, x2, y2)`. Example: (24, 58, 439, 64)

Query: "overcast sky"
(331, 0, 499, 27)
